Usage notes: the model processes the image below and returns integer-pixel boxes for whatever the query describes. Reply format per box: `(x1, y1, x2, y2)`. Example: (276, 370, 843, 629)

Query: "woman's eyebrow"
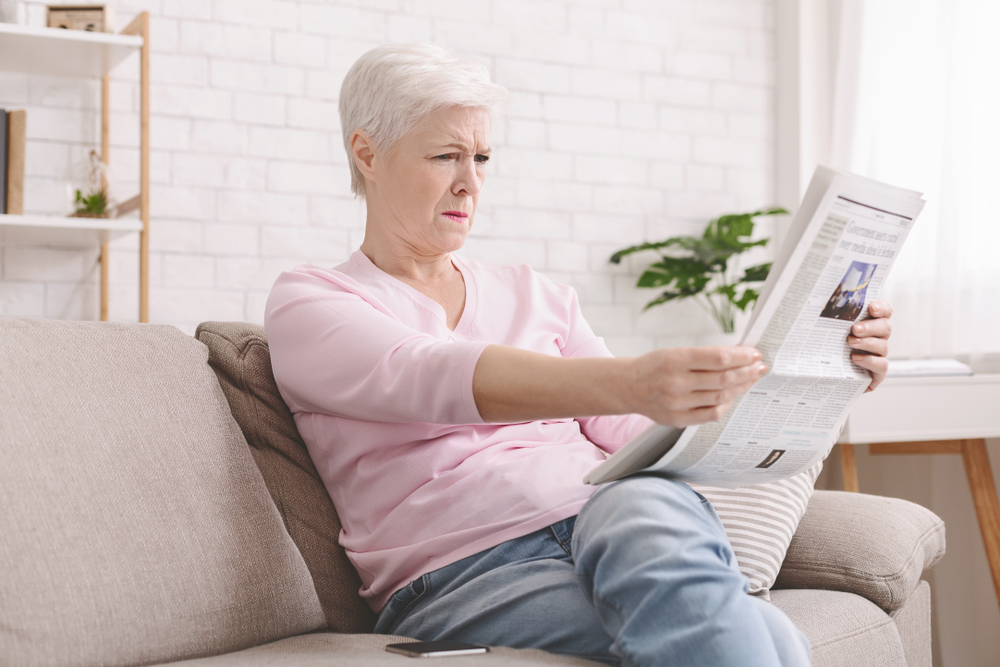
(441, 141, 491, 154)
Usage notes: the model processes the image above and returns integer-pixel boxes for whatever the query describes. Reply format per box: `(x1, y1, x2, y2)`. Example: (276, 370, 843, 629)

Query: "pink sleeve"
(555, 283, 654, 454)
(264, 268, 488, 425)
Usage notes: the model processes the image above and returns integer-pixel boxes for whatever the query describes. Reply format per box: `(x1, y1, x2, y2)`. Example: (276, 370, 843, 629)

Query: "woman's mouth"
(442, 211, 469, 223)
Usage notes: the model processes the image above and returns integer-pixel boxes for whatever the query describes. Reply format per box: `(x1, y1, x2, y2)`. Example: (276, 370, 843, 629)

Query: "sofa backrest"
(195, 321, 378, 633)
(0, 319, 326, 667)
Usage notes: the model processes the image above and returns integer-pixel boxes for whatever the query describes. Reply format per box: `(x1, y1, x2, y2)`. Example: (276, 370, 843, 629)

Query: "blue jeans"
(374, 475, 811, 667)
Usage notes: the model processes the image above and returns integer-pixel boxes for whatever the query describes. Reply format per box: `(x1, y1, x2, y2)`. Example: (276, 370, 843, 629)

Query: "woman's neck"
(359, 236, 454, 286)
(360, 229, 467, 331)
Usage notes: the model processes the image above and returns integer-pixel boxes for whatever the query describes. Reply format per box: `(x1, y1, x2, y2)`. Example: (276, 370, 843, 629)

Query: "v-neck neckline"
(351, 250, 477, 335)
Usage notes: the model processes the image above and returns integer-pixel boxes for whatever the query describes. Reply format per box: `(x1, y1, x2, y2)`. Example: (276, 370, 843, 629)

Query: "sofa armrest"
(773, 490, 945, 612)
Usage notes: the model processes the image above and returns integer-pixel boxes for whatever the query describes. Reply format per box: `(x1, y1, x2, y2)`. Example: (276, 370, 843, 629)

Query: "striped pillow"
(691, 462, 822, 599)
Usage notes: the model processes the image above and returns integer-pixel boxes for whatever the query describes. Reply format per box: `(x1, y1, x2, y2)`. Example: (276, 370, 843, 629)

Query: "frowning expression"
(372, 105, 491, 257)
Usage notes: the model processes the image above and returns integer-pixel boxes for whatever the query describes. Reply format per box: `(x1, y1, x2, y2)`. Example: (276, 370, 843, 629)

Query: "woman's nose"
(453, 159, 482, 196)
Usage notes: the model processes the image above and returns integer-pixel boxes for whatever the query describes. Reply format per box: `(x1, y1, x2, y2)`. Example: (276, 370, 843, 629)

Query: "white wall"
(0, 0, 777, 351)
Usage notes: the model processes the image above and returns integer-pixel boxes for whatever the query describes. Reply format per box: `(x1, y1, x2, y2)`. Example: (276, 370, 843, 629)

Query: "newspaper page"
(584, 167, 925, 488)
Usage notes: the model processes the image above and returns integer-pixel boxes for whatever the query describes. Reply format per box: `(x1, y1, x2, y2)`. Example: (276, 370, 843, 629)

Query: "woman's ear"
(351, 130, 378, 184)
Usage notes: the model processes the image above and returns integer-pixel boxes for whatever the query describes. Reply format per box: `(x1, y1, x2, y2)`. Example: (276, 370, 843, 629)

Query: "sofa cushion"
(774, 490, 945, 611)
(195, 321, 377, 632)
(770, 589, 907, 667)
(0, 320, 326, 667)
(158, 633, 602, 666)
(890, 581, 932, 667)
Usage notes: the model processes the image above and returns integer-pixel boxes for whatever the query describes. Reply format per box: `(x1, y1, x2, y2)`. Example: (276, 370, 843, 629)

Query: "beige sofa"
(0, 319, 946, 666)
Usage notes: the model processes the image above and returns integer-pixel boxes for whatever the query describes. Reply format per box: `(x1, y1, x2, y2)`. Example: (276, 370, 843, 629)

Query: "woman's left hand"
(848, 300, 893, 392)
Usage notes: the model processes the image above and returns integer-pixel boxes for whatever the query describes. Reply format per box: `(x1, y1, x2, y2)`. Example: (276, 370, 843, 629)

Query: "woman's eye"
(475, 154, 490, 164)
(435, 154, 453, 161)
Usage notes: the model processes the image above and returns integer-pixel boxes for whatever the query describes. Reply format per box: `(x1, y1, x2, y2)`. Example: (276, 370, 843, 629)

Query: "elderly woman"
(265, 44, 894, 667)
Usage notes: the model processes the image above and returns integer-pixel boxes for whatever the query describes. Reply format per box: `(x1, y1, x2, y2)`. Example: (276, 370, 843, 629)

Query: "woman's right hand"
(625, 346, 767, 427)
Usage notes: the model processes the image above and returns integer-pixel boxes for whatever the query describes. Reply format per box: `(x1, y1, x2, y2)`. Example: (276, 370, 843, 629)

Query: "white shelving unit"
(0, 214, 142, 245)
(0, 21, 141, 77)
(0, 14, 150, 321)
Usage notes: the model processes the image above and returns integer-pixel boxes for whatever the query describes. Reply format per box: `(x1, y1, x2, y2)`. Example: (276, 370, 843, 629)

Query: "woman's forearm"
(472, 345, 635, 423)
(472, 344, 768, 427)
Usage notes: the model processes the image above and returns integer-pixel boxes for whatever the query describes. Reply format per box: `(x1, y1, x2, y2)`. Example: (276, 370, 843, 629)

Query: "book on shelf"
(584, 166, 926, 488)
(5, 109, 25, 215)
(0, 108, 7, 215)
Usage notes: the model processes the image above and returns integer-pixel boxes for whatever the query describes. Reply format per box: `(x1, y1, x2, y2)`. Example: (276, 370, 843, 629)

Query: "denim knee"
(570, 475, 794, 667)
(574, 474, 736, 569)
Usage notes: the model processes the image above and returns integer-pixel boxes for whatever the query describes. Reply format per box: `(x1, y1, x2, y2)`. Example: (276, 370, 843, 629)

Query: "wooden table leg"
(960, 438, 1000, 610)
(839, 444, 859, 492)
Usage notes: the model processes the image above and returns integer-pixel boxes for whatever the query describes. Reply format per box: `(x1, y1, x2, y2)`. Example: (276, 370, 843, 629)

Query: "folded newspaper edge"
(584, 166, 926, 488)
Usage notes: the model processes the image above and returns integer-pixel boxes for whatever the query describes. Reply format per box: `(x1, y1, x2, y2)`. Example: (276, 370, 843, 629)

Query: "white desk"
(838, 374, 1000, 611)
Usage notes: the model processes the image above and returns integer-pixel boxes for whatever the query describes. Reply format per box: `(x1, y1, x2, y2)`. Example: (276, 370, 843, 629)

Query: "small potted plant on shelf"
(71, 187, 109, 218)
(69, 150, 111, 218)
(610, 207, 787, 335)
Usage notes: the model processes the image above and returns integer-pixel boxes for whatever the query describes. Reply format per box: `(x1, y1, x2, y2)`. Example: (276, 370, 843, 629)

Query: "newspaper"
(584, 166, 925, 488)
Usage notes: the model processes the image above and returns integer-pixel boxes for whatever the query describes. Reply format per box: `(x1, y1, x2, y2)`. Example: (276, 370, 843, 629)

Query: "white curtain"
(828, 0, 1000, 357)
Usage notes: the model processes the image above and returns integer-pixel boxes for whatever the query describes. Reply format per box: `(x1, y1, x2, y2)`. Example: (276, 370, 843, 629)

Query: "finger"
(852, 353, 888, 391)
(851, 352, 887, 373)
(847, 334, 888, 357)
(684, 362, 768, 392)
(694, 377, 763, 406)
(864, 376, 884, 393)
(851, 316, 891, 340)
(683, 345, 762, 371)
(664, 375, 764, 412)
(868, 300, 893, 319)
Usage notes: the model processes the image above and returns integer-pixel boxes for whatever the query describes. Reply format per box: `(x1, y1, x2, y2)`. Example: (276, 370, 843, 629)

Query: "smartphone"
(384, 640, 490, 657)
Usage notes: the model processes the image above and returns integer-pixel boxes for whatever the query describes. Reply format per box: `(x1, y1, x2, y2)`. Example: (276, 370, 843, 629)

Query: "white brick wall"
(0, 0, 777, 348)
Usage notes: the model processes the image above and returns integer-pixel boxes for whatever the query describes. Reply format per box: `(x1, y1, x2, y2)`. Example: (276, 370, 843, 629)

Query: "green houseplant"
(71, 187, 109, 218)
(69, 149, 111, 218)
(610, 207, 787, 334)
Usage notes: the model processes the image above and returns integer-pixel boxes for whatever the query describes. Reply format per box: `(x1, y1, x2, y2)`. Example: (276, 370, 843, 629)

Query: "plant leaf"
(714, 284, 737, 301)
(734, 288, 760, 312)
(749, 206, 789, 218)
(608, 238, 688, 264)
(720, 213, 754, 240)
(643, 288, 701, 310)
(636, 268, 672, 288)
(636, 257, 711, 291)
(740, 262, 772, 283)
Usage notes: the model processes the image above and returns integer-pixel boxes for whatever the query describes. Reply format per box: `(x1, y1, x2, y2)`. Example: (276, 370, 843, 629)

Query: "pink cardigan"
(265, 251, 650, 611)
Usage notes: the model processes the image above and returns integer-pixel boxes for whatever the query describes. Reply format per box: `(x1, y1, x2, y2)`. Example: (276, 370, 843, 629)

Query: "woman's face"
(372, 105, 491, 257)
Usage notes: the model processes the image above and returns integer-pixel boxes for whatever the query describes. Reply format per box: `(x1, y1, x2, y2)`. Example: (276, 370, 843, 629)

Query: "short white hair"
(339, 43, 508, 198)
